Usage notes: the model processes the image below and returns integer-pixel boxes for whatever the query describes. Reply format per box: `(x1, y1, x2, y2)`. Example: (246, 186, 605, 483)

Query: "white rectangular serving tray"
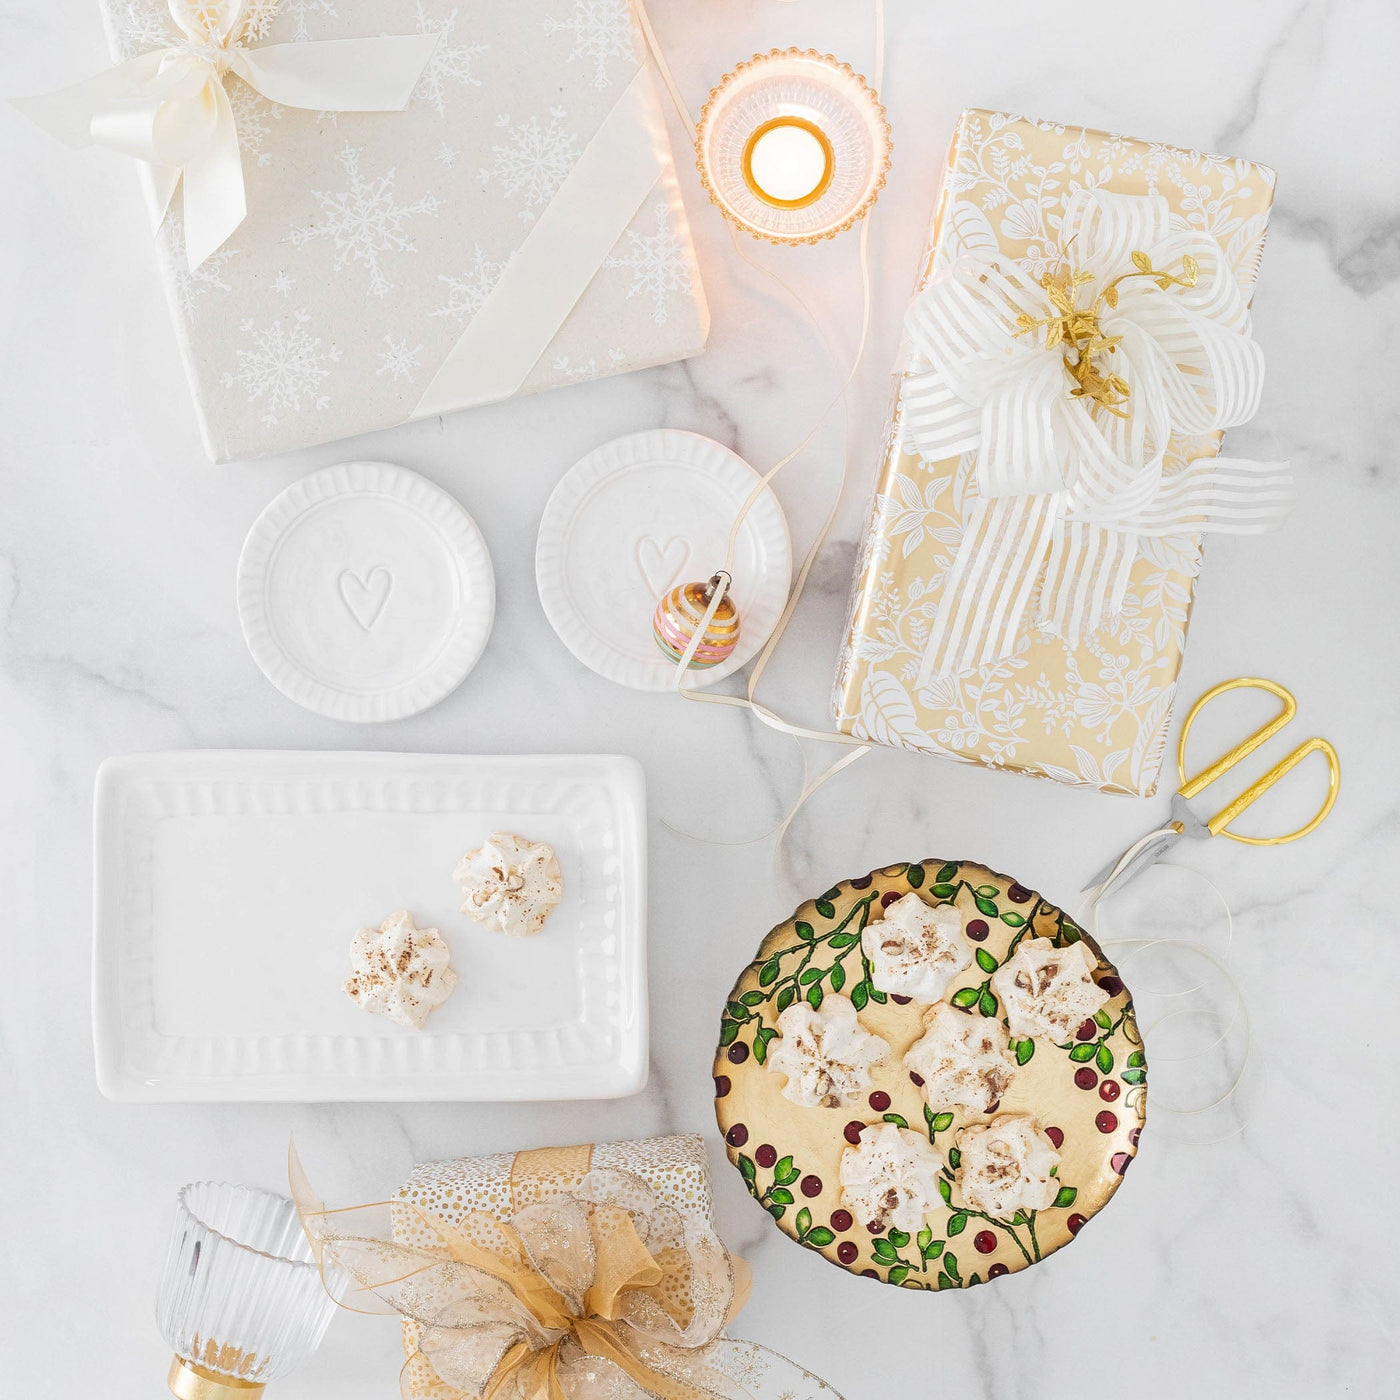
(93, 751, 647, 1102)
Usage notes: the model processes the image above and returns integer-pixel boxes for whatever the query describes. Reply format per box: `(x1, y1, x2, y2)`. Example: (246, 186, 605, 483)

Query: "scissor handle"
(1177, 677, 1340, 845)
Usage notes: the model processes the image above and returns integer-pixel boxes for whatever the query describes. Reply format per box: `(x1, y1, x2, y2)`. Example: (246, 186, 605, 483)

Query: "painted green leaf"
(869, 988, 888, 1004)
(795, 921, 815, 942)
(888, 1228, 910, 1248)
(799, 966, 825, 985)
(946, 1212, 968, 1236)
(872, 1238, 898, 1263)
(738, 1156, 756, 1183)
(725, 1001, 748, 1022)
(1015, 1038, 1035, 1066)
(947, 1147, 961, 1169)
(829, 933, 860, 949)
(936, 1271, 955, 1290)
(815, 900, 836, 919)
(767, 1203, 786, 1220)
(1094, 1008, 1113, 1029)
(1069, 1043, 1096, 1062)
(1000, 911, 1025, 927)
(1053, 1187, 1078, 1209)
(1010, 1211, 1029, 1226)
(906, 864, 925, 888)
(922, 1238, 944, 1261)
(975, 896, 999, 917)
(917, 1226, 933, 1251)
(806, 1227, 835, 1247)
(740, 990, 765, 1006)
(795, 1207, 812, 1236)
(1128, 1051, 1146, 1068)
(719, 1020, 739, 1046)
(975, 948, 998, 974)
(931, 883, 957, 899)
(806, 985, 823, 1011)
(769, 1187, 794, 1205)
(1096, 1042, 1114, 1075)
(850, 981, 869, 1011)
(775, 985, 796, 1013)
(752, 1035, 767, 1066)
(821, 887, 842, 904)
(975, 885, 999, 898)
(951, 987, 980, 1009)
(1122, 1067, 1146, 1085)
(830, 964, 847, 992)
(936, 863, 959, 883)
(883, 1113, 909, 1129)
(888, 1264, 911, 1285)
(758, 959, 781, 987)
(938, 1177, 952, 1205)
(932, 1111, 955, 1133)
(943, 1252, 961, 1282)
(978, 988, 998, 1018)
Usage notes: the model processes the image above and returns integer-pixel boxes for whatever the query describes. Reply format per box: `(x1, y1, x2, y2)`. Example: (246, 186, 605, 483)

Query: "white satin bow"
(13, 0, 438, 268)
(902, 188, 1291, 682)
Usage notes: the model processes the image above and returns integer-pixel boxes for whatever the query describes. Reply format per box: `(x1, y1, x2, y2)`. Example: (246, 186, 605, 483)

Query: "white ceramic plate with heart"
(535, 430, 791, 691)
(93, 750, 647, 1102)
(238, 461, 495, 722)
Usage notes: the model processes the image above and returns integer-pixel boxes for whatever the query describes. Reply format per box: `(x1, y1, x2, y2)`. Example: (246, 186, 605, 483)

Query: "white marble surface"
(3, 1, 1397, 1395)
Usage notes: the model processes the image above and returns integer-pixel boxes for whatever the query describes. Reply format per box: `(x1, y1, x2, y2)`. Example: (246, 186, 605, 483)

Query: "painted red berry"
(1111, 1152, 1131, 1175)
(1074, 1067, 1098, 1090)
(727, 1042, 749, 1064)
(1044, 1125, 1064, 1148)
(1067, 1213, 1087, 1235)
(844, 1120, 866, 1145)
(1130, 1128, 1142, 1147)
(909, 1071, 925, 1087)
(1099, 1079, 1121, 1102)
(866, 1220, 882, 1234)
(868, 1090, 891, 1112)
(987, 1263, 1009, 1278)
(800, 1175, 823, 1198)
(1008, 883, 1031, 904)
(1076, 1019, 1097, 1041)
(973, 1230, 997, 1254)
(860, 1268, 880, 1279)
(837, 1242, 859, 1265)
(713, 1075, 731, 1098)
(881, 891, 902, 908)
(1095, 1110, 1118, 1134)
(1099, 975, 1124, 996)
(830, 1210, 853, 1232)
(966, 919, 990, 941)
(755, 1144, 777, 1169)
(850, 875, 874, 890)
(726, 1124, 748, 1148)
(891, 994, 913, 1005)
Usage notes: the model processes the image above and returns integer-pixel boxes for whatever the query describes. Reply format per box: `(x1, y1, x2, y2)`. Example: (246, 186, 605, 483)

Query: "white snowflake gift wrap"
(103, 0, 709, 461)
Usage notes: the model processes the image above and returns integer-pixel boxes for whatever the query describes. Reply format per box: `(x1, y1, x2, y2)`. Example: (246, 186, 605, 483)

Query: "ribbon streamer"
(13, 0, 438, 268)
(290, 1145, 842, 1400)
(900, 188, 1291, 682)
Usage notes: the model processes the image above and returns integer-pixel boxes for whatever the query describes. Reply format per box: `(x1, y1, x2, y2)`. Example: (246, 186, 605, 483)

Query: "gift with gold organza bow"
(291, 1136, 842, 1400)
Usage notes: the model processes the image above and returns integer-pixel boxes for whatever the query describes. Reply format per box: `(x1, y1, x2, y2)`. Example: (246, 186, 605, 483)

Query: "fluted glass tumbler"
(156, 1182, 338, 1400)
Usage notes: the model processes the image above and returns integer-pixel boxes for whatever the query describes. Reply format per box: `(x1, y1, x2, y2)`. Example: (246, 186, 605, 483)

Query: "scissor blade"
(1084, 825, 1186, 892)
(1171, 790, 1213, 840)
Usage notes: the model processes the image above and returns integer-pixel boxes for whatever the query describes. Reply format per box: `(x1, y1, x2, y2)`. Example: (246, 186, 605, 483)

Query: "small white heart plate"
(238, 461, 495, 722)
(535, 431, 792, 691)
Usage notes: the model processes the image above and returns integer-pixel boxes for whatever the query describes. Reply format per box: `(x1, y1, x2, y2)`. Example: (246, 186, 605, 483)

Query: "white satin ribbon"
(12, 0, 437, 269)
(903, 188, 1291, 684)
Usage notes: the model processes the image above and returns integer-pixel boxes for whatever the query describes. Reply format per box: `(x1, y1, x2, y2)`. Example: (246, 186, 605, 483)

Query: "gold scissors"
(1087, 677, 1340, 893)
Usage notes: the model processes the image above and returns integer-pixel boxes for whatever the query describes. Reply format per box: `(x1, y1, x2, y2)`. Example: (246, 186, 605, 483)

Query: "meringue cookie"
(860, 894, 972, 1003)
(954, 1115, 1061, 1218)
(990, 937, 1109, 1042)
(454, 832, 563, 937)
(766, 995, 890, 1109)
(840, 1122, 946, 1234)
(343, 911, 458, 1031)
(904, 1002, 1019, 1115)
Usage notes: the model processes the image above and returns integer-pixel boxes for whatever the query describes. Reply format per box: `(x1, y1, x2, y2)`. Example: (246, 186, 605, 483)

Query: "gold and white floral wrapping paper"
(833, 110, 1276, 796)
(101, 1, 709, 461)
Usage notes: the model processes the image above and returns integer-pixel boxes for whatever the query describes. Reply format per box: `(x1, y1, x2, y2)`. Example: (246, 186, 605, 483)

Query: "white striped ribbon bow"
(903, 188, 1291, 684)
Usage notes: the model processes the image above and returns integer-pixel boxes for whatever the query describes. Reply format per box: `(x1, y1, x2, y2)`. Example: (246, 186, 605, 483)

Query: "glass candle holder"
(695, 48, 891, 244)
(156, 1183, 338, 1400)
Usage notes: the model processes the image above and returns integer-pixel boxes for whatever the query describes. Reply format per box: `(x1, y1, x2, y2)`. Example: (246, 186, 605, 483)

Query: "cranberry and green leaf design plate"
(713, 860, 1145, 1289)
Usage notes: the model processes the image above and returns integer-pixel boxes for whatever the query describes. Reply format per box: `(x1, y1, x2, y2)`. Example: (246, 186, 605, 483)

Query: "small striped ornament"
(653, 575, 741, 669)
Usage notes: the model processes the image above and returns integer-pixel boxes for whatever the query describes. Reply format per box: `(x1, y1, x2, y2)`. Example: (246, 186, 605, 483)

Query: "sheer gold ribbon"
(289, 1145, 821, 1400)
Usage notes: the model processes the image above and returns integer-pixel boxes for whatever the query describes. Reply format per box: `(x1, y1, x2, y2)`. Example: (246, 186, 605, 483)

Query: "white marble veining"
(2, 1, 1397, 1395)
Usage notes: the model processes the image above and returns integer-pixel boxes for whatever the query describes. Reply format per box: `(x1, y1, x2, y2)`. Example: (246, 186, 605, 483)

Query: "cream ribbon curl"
(902, 188, 1291, 681)
(13, 0, 438, 269)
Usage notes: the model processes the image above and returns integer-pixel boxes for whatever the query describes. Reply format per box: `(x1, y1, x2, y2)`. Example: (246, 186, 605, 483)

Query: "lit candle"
(696, 48, 891, 245)
(743, 117, 834, 208)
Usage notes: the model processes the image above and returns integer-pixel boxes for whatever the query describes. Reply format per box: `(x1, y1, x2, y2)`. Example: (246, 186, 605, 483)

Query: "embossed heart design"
(338, 566, 394, 631)
(635, 536, 690, 598)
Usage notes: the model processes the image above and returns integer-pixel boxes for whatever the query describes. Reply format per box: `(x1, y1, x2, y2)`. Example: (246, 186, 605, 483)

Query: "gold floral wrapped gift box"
(834, 110, 1283, 795)
(84, 0, 708, 461)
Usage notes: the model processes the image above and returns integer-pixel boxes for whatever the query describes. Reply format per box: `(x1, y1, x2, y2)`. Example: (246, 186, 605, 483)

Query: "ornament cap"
(168, 1356, 267, 1400)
